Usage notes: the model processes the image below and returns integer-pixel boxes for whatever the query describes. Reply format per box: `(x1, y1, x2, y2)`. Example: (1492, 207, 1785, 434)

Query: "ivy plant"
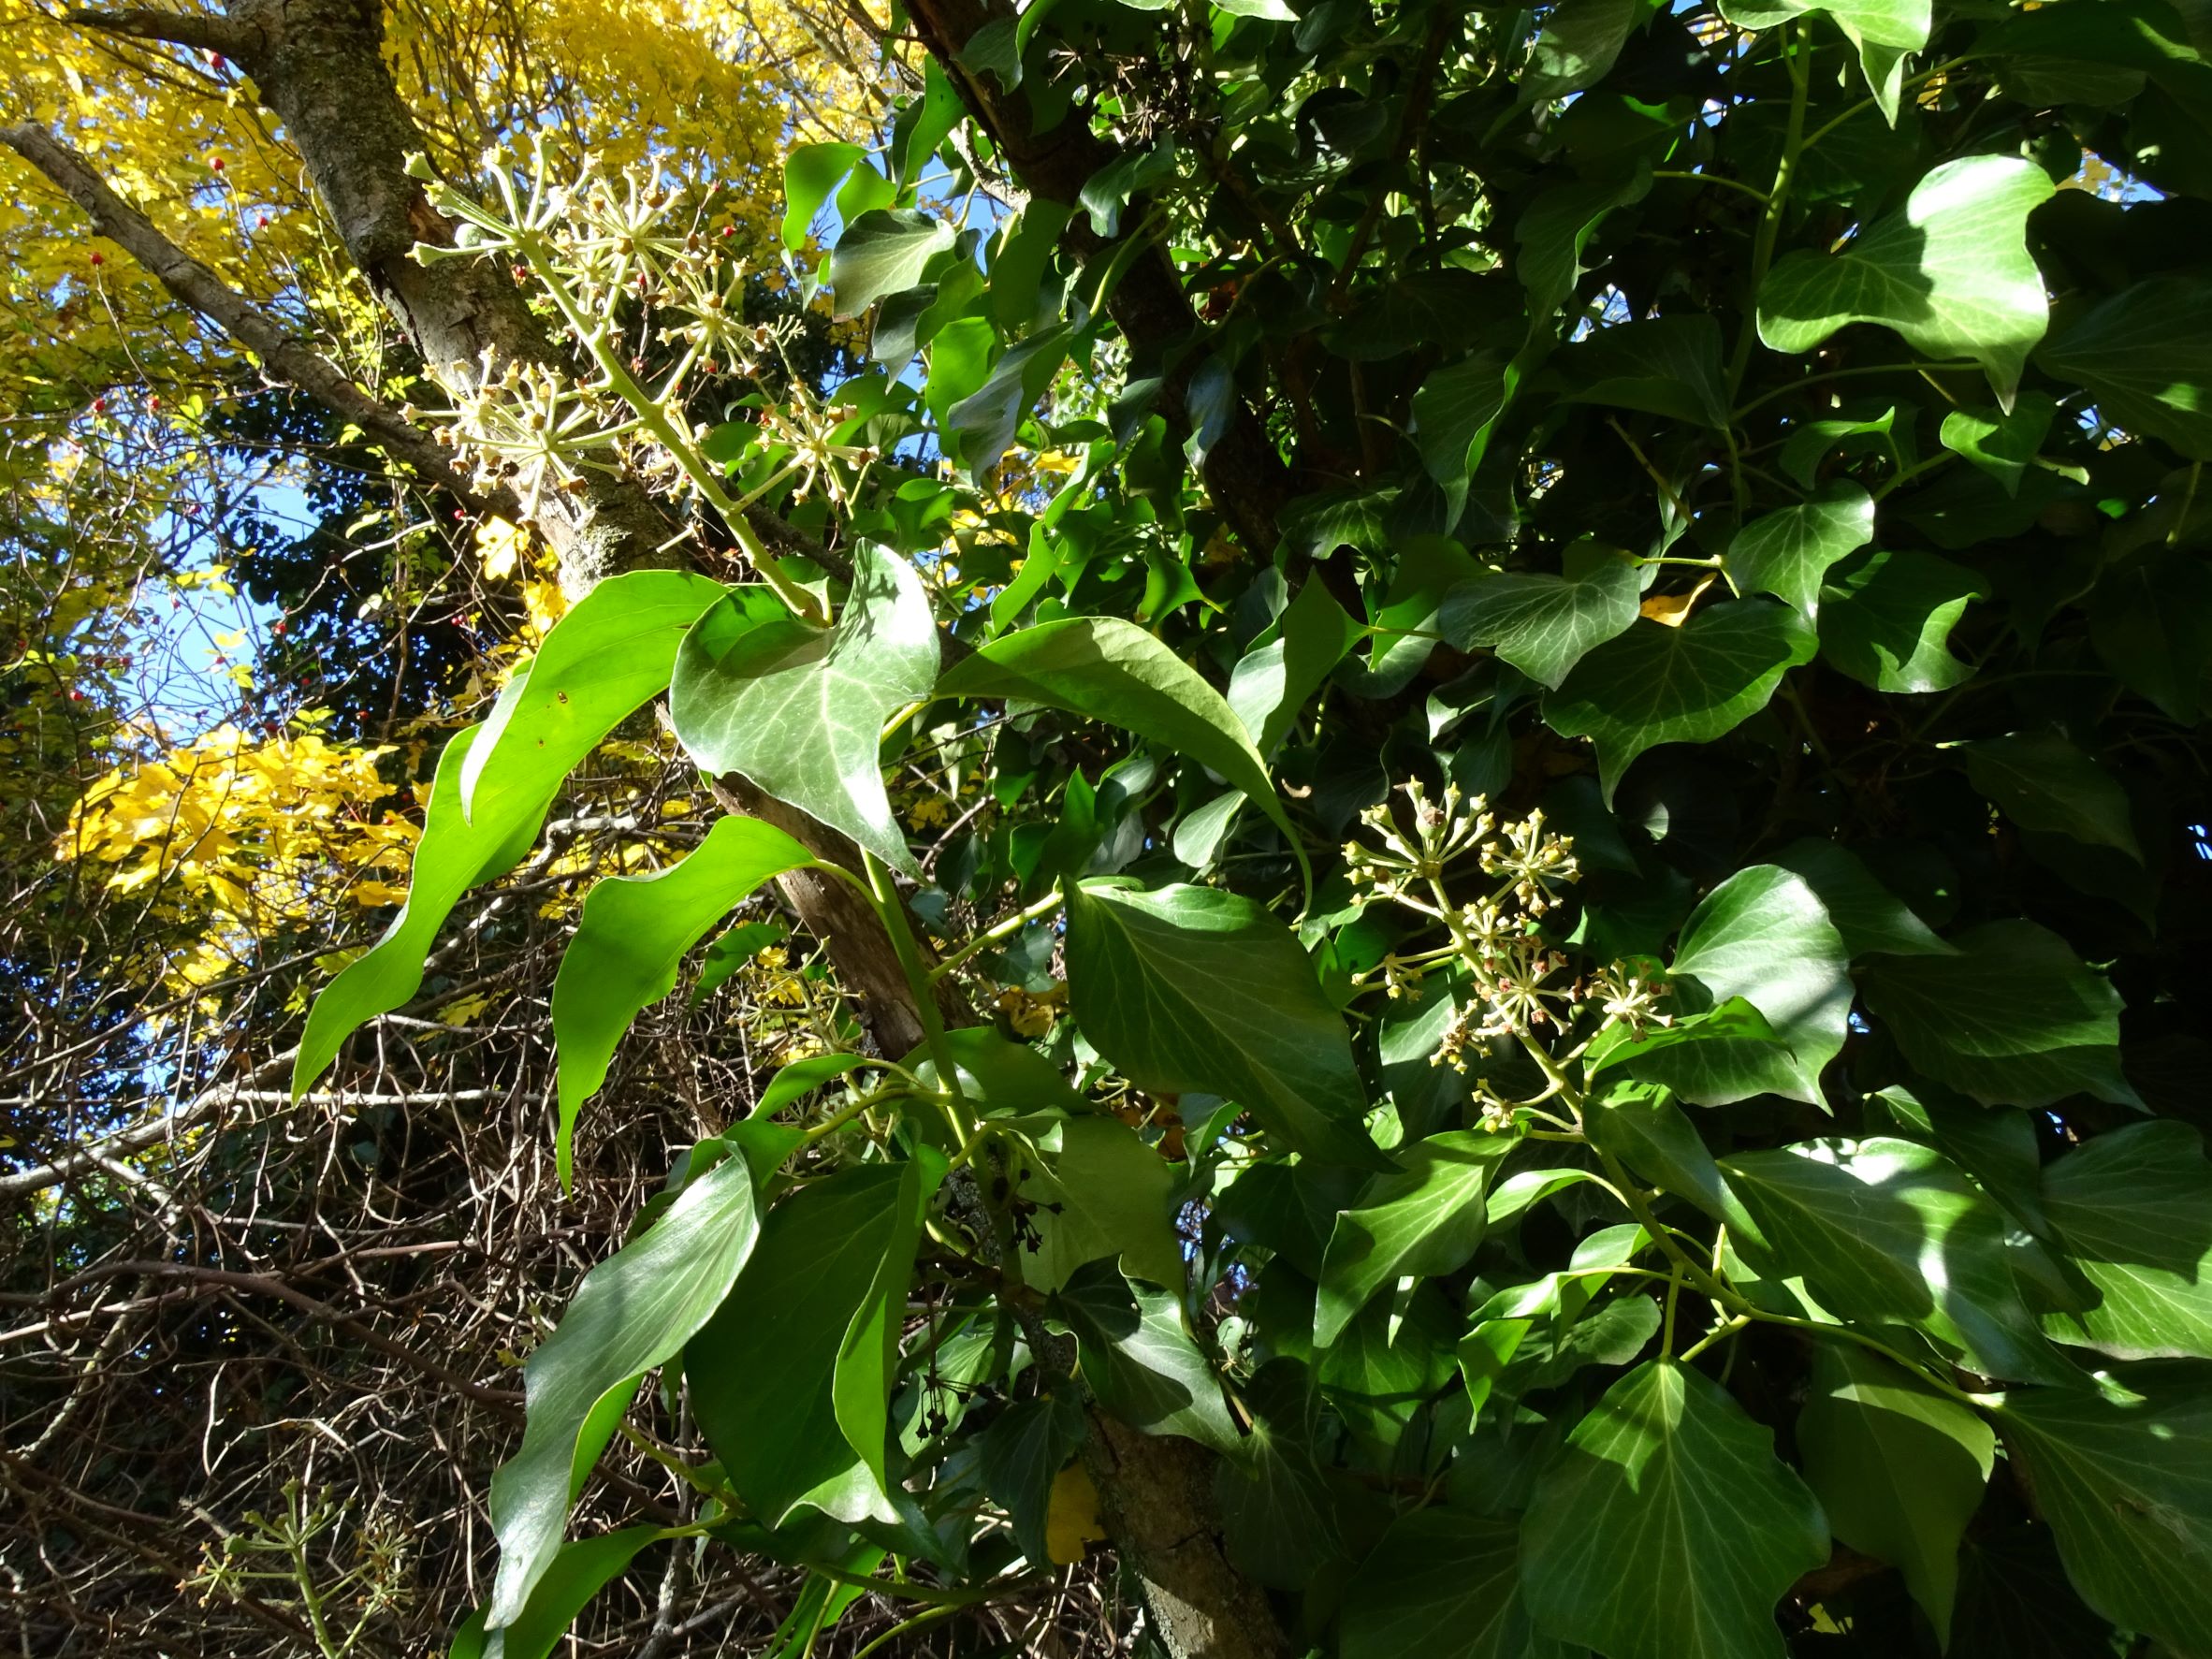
(300, 3, 2212, 1656)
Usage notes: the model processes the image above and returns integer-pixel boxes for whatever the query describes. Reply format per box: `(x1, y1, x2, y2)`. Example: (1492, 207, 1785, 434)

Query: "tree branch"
(0, 122, 505, 515)
(61, 4, 251, 60)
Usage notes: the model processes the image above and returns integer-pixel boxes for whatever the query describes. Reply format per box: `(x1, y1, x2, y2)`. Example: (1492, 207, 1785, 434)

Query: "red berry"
(211, 157, 225, 172)
(720, 225, 735, 238)
(452, 508, 467, 521)
(148, 395, 161, 411)
(68, 690, 85, 702)
(88, 251, 103, 266)
(255, 214, 268, 229)
(271, 619, 286, 635)
(92, 397, 107, 414)
(207, 50, 225, 69)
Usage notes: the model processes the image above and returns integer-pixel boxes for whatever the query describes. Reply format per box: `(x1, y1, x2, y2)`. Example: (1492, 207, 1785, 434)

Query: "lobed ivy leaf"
(1063, 880, 1385, 1169)
(1817, 547, 1986, 694)
(1939, 395, 2057, 498)
(1724, 483, 1874, 618)
(670, 544, 939, 877)
(1859, 922, 2140, 1108)
(1544, 600, 1818, 803)
(1520, 0, 1653, 106)
(1438, 547, 1642, 691)
(1757, 155, 2055, 409)
(1521, 1359, 1829, 1659)
(551, 815, 818, 1187)
(1722, 1137, 2070, 1382)
(1994, 1378, 2212, 1653)
(2040, 1121, 2212, 1361)
(1053, 1260, 1241, 1453)
(1723, 0, 1932, 119)
(1314, 1131, 1516, 1346)
(828, 208, 957, 317)
(485, 1152, 759, 1628)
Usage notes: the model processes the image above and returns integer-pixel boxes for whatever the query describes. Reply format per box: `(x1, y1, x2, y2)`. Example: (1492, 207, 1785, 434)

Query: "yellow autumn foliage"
(61, 721, 420, 997)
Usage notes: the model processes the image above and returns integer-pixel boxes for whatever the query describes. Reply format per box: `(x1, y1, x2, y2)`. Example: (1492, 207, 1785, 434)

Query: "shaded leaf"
(1724, 483, 1874, 618)
(1521, 1359, 1829, 1659)
(1439, 548, 1642, 691)
(1063, 880, 1383, 1168)
(2041, 1121, 2212, 1361)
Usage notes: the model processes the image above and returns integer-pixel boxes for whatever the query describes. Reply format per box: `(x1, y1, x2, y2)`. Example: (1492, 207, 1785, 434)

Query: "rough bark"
(67, 0, 676, 594)
(1, 122, 501, 516)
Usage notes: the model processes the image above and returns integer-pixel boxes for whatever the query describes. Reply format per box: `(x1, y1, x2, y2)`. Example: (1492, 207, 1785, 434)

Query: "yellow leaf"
(1045, 1463, 1104, 1564)
(437, 992, 497, 1027)
(1640, 573, 1716, 627)
(476, 516, 529, 580)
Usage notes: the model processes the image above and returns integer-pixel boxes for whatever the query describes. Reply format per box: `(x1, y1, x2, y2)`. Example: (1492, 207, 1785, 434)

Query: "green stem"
(1733, 360, 1978, 423)
(1798, 55, 1979, 155)
(861, 851, 969, 1115)
(1679, 1313, 1751, 1363)
(930, 890, 1065, 982)
(1663, 1268, 1683, 1355)
(1726, 21, 1811, 404)
(512, 232, 821, 621)
(1652, 168, 1772, 206)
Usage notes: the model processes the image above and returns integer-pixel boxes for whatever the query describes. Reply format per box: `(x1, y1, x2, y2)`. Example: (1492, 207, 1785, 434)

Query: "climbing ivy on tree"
(290, 2, 2212, 1655)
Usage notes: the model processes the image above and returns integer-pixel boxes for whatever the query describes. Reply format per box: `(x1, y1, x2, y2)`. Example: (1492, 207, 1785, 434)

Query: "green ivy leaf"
(1517, 169, 1651, 329)
(1563, 313, 1732, 429)
(977, 1391, 1087, 1569)
(1994, 1378, 2212, 1654)
(1724, 483, 1874, 618)
(1016, 1113, 1185, 1294)
(1723, 0, 1932, 119)
(1438, 547, 1642, 691)
(1797, 1346, 1994, 1645)
(1817, 548, 1987, 694)
(1315, 1131, 1516, 1345)
(1588, 1081, 1759, 1235)
(454, 1526, 664, 1659)
(946, 325, 1073, 476)
(1339, 1509, 1545, 1659)
(2041, 1121, 2212, 1361)
(1521, 1359, 1829, 1659)
(2090, 548, 2212, 724)
(939, 618, 1297, 860)
(1054, 1260, 1241, 1452)
(688, 1161, 934, 1526)
(1721, 1137, 2067, 1382)
(1758, 156, 2055, 409)
(1227, 578, 1364, 757)
(1414, 352, 1516, 486)
(1663, 864, 1854, 1105)
(1859, 922, 2140, 1108)
(670, 544, 939, 876)
(1521, 0, 1652, 106)
(1063, 880, 1384, 1168)
(460, 571, 727, 822)
(294, 721, 550, 1098)
(781, 142, 866, 251)
(1961, 732, 2142, 862)
(1545, 601, 1818, 803)
(828, 208, 957, 317)
(1939, 395, 2057, 498)
(486, 1153, 758, 1627)
(2036, 276, 2212, 459)
(1768, 838, 1953, 959)
(550, 815, 817, 1187)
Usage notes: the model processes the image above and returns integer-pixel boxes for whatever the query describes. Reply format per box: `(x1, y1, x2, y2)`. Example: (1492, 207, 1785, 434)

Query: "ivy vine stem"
(1725, 21, 1811, 404)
